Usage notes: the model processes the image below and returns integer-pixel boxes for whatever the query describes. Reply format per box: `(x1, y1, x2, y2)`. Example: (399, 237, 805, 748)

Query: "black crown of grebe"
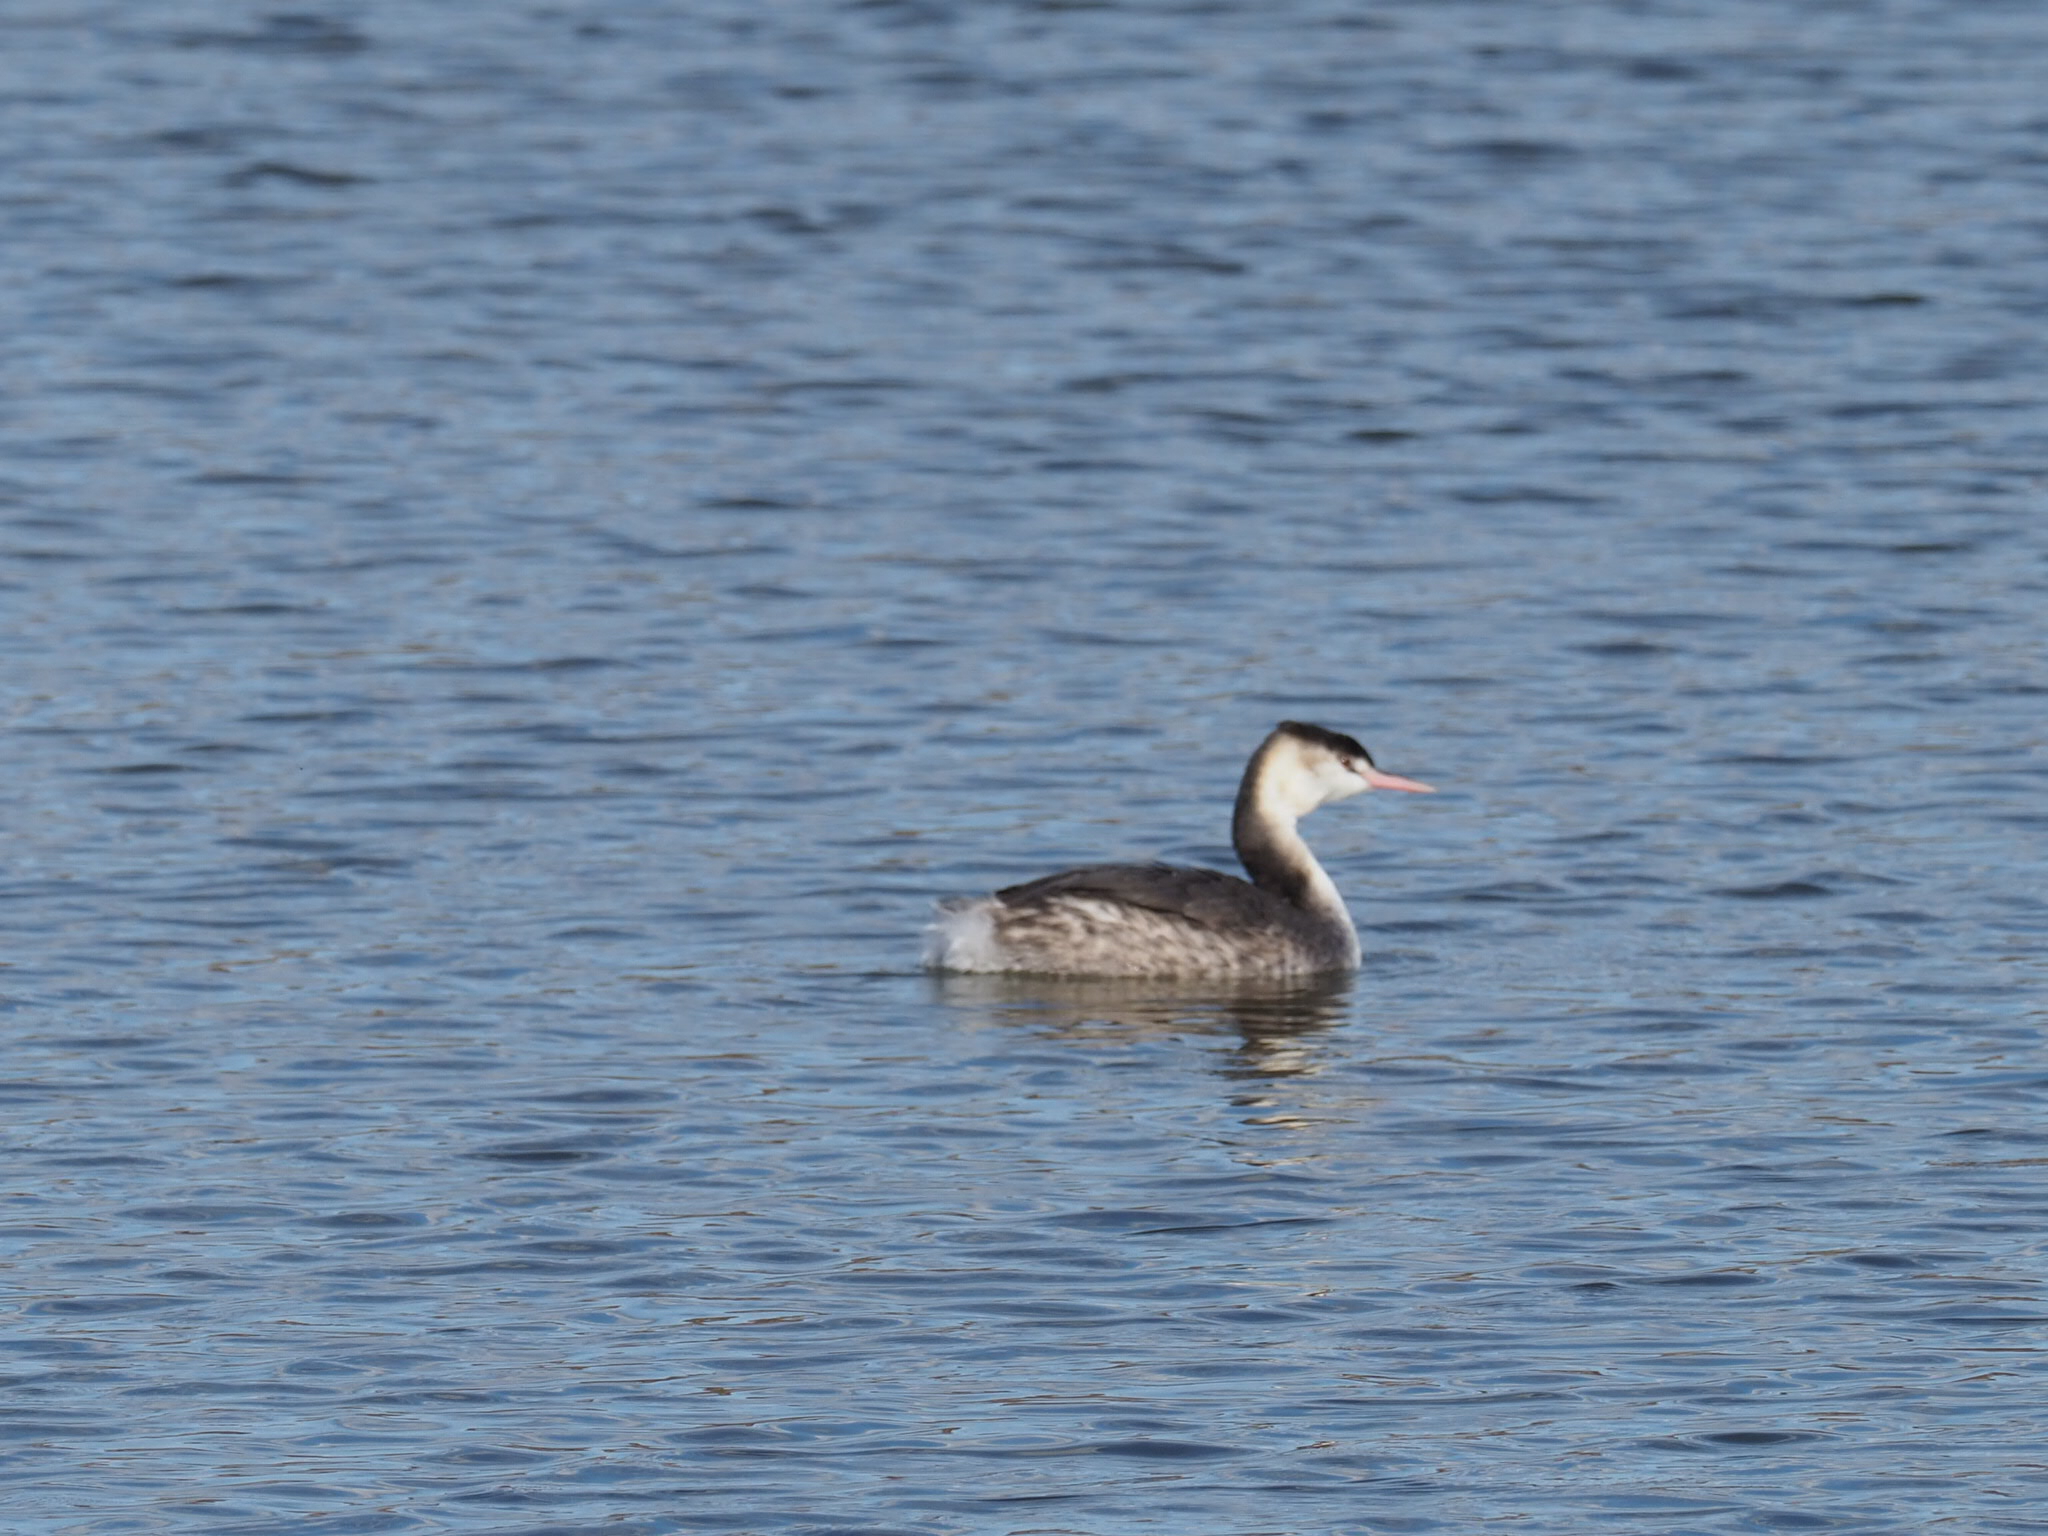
(924, 721, 1434, 979)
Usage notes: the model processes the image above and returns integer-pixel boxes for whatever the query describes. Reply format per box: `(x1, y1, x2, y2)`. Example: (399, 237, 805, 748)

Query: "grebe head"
(1265, 721, 1436, 818)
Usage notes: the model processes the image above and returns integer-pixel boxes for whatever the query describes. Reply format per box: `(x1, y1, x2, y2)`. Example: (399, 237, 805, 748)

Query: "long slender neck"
(1231, 751, 1348, 927)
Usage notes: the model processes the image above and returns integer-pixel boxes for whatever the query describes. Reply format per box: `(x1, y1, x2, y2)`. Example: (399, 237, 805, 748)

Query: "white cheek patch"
(1315, 759, 1369, 803)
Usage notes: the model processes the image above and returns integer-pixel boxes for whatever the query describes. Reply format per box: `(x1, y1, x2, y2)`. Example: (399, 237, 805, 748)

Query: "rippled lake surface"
(6, 2, 2048, 1532)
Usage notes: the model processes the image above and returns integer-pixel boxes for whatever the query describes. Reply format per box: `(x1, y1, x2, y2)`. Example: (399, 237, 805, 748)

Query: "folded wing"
(996, 862, 1287, 931)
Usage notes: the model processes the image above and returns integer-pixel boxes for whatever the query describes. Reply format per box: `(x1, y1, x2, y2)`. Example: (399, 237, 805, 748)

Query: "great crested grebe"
(924, 721, 1433, 979)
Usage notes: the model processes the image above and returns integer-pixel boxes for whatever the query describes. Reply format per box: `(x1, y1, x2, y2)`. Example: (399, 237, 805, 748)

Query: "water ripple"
(4, 0, 2047, 1532)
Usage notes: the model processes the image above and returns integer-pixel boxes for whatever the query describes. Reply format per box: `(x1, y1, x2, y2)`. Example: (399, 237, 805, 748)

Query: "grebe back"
(924, 721, 1432, 979)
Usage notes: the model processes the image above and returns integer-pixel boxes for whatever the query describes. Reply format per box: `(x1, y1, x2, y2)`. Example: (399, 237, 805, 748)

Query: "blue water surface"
(4, 2, 2046, 1532)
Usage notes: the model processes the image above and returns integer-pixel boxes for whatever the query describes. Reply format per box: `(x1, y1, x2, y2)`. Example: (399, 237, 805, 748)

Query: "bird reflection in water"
(928, 970, 1352, 1083)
